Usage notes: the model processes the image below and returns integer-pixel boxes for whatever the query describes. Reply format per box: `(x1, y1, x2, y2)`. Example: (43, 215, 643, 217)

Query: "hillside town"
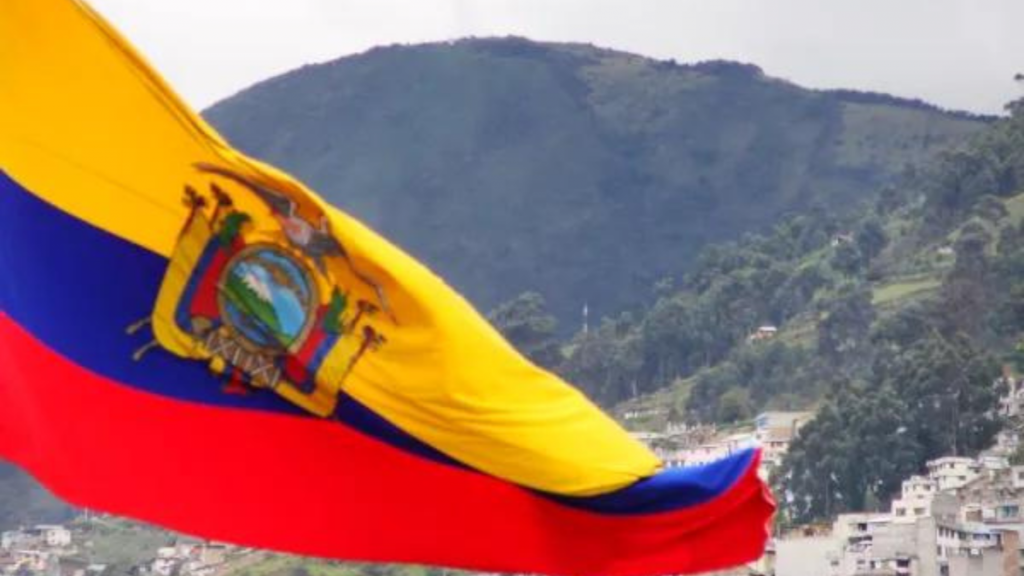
(769, 428, 1024, 576)
(752, 372, 1024, 576)
(620, 370, 1024, 576)
(629, 410, 813, 481)
(0, 521, 256, 576)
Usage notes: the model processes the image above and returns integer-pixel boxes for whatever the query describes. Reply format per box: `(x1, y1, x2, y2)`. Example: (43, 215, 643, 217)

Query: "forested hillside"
(488, 98, 1024, 526)
(206, 37, 987, 326)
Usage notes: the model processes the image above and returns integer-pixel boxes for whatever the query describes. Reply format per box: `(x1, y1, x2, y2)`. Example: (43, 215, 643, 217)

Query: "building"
(754, 411, 812, 478)
(35, 526, 71, 548)
(826, 513, 900, 575)
(891, 476, 938, 524)
(867, 517, 939, 576)
(755, 411, 813, 434)
(927, 457, 980, 493)
(802, 453, 1024, 576)
(774, 534, 837, 576)
(748, 325, 778, 342)
(939, 524, 1020, 576)
(1, 525, 72, 552)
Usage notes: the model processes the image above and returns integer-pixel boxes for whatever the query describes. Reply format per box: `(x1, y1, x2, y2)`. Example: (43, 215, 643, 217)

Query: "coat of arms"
(130, 164, 388, 417)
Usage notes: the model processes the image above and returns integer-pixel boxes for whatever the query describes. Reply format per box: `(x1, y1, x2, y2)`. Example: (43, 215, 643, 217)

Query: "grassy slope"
(618, 187, 1024, 429)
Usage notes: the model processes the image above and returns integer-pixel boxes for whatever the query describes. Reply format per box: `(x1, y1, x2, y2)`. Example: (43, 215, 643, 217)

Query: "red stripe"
(188, 246, 230, 320)
(0, 313, 772, 576)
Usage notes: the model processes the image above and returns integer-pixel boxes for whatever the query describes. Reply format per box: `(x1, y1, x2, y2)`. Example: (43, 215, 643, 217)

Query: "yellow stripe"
(0, 0, 660, 495)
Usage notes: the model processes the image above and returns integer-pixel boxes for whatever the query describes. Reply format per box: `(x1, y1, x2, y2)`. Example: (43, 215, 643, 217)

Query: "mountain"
(0, 462, 73, 529)
(596, 100, 1024, 525)
(205, 37, 990, 327)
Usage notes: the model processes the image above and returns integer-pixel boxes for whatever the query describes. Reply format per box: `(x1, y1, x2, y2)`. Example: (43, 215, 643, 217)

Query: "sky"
(89, 0, 1024, 115)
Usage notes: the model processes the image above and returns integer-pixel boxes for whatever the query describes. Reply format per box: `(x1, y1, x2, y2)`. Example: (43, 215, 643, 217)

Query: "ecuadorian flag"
(0, 1, 773, 574)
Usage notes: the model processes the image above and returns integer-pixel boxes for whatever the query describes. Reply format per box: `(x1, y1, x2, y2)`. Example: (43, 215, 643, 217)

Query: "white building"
(891, 475, 938, 524)
(935, 522, 1003, 563)
(774, 534, 838, 576)
(754, 411, 812, 478)
(35, 525, 71, 548)
(677, 442, 728, 466)
(1, 525, 71, 551)
(831, 512, 893, 548)
(827, 513, 895, 576)
(927, 456, 980, 492)
(754, 411, 813, 433)
(674, 432, 757, 467)
(977, 454, 1009, 474)
(653, 448, 688, 469)
(748, 325, 778, 342)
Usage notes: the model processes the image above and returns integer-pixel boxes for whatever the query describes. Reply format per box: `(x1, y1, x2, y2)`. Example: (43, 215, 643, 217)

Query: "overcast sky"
(89, 0, 1024, 115)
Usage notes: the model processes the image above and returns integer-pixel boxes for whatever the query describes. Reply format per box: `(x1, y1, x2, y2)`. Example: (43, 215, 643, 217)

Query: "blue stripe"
(0, 170, 753, 514)
(552, 448, 755, 514)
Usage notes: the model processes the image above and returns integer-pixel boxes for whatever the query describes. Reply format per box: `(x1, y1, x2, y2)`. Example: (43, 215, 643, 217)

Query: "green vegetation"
(77, 518, 175, 569)
(489, 97, 1024, 528)
(224, 556, 455, 576)
(487, 291, 563, 367)
(871, 276, 941, 306)
(206, 38, 987, 327)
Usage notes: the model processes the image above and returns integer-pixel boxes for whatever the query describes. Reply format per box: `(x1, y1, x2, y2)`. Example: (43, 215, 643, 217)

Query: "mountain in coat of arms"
(131, 164, 388, 417)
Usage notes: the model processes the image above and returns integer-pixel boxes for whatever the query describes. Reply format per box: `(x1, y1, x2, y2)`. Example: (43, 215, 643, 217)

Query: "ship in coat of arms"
(129, 163, 388, 417)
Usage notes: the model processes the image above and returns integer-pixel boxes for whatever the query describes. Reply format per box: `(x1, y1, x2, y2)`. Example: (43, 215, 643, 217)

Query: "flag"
(0, 1, 774, 574)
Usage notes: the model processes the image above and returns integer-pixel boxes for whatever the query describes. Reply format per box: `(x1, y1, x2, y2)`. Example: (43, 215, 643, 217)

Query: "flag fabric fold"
(0, 1, 773, 574)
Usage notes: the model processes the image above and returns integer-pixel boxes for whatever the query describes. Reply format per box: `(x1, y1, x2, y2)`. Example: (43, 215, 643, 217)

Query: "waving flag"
(0, 1, 773, 574)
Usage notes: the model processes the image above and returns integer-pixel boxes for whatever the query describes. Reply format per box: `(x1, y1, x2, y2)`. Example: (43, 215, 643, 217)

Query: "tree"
(779, 330, 1004, 524)
(716, 387, 753, 423)
(562, 314, 643, 404)
(883, 334, 1002, 458)
(817, 284, 876, 370)
(831, 242, 864, 276)
(856, 218, 888, 263)
(940, 224, 992, 337)
(487, 292, 563, 369)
